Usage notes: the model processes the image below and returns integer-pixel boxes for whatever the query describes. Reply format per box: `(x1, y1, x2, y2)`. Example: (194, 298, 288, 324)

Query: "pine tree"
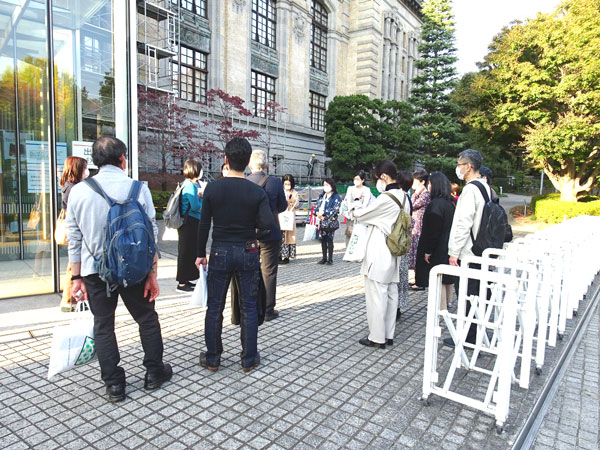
(411, 0, 464, 166)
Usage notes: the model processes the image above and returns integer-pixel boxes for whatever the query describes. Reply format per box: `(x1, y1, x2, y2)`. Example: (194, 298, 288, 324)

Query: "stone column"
(222, 0, 251, 99)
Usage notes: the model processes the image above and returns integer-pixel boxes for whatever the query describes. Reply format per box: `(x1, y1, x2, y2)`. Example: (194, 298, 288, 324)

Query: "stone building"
(137, 0, 422, 182)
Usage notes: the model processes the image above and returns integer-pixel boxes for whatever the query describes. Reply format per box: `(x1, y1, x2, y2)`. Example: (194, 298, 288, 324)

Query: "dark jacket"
(416, 196, 456, 286)
(247, 171, 287, 241)
(61, 181, 75, 211)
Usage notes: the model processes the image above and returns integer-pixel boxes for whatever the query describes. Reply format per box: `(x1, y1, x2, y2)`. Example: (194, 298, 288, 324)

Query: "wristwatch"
(71, 274, 82, 281)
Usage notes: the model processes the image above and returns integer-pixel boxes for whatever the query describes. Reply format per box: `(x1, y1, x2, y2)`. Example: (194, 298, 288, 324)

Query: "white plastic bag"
(190, 266, 208, 307)
(48, 301, 96, 380)
(162, 226, 179, 242)
(303, 224, 318, 242)
(279, 210, 294, 231)
(343, 223, 368, 262)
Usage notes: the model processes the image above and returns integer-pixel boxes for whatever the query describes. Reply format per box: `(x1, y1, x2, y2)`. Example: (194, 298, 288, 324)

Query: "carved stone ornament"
(232, 0, 248, 14)
(292, 11, 307, 44)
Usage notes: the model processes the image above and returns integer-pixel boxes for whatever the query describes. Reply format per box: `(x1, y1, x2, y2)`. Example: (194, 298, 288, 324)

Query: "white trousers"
(364, 276, 399, 344)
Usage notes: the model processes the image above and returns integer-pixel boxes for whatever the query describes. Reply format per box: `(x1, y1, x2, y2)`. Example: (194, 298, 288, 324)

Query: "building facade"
(137, 0, 422, 183)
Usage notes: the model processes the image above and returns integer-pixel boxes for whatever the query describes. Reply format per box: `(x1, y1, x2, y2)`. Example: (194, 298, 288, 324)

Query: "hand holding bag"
(54, 209, 68, 245)
(190, 266, 208, 308)
(48, 301, 96, 380)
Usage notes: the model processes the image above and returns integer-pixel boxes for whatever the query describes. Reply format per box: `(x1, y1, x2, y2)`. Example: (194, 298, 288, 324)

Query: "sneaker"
(185, 281, 196, 288)
(176, 284, 194, 293)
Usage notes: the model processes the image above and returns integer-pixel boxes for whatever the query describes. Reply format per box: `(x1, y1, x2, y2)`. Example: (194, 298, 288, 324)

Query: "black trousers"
(455, 262, 483, 343)
(177, 216, 200, 283)
(321, 236, 333, 261)
(259, 240, 280, 315)
(84, 274, 165, 386)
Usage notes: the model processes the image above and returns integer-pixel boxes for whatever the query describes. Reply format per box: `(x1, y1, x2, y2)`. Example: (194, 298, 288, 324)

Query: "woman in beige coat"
(348, 161, 411, 349)
(280, 174, 299, 264)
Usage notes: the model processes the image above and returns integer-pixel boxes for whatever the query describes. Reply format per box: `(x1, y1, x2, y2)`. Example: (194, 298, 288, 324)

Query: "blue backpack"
(84, 178, 157, 294)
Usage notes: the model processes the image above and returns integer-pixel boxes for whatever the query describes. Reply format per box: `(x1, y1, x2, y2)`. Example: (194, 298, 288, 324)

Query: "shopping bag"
(190, 266, 208, 307)
(278, 210, 294, 231)
(55, 209, 68, 245)
(343, 223, 368, 262)
(303, 206, 319, 241)
(47, 301, 96, 380)
(162, 226, 179, 242)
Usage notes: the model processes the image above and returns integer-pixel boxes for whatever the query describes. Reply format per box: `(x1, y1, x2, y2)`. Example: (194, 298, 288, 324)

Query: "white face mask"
(83, 168, 90, 179)
(222, 169, 229, 177)
(455, 166, 465, 181)
(376, 179, 387, 193)
(323, 185, 332, 194)
(353, 179, 362, 187)
(199, 169, 203, 180)
(284, 184, 291, 191)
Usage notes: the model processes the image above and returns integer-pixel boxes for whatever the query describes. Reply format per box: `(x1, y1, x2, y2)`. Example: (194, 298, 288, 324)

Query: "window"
(310, 1, 328, 72)
(251, 71, 276, 117)
(171, 0, 207, 18)
(172, 46, 208, 103)
(309, 91, 326, 131)
(251, 0, 276, 48)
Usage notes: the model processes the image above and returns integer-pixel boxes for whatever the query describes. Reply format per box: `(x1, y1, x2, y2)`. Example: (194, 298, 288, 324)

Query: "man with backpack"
(66, 136, 171, 402)
(446, 149, 511, 347)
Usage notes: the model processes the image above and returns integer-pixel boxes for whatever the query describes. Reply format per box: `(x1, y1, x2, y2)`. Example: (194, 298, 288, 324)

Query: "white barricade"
(422, 265, 519, 433)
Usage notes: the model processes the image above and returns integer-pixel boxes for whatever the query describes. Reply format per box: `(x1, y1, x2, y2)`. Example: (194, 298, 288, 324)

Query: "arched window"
(310, 1, 328, 72)
(252, 0, 276, 48)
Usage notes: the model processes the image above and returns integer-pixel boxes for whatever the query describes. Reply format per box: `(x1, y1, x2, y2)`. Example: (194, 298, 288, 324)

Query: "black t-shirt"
(197, 177, 273, 257)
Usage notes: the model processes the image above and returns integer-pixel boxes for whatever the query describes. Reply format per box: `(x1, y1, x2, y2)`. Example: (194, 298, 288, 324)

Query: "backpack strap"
(258, 175, 270, 188)
(84, 178, 115, 207)
(128, 180, 143, 201)
(469, 180, 491, 203)
(384, 192, 407, 211)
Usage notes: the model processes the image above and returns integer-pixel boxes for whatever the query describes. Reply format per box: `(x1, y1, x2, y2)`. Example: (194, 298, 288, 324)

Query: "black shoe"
(265, 310, 280, 322)
(106, 383, 126, 403)
(185, 281, 196, 288)
(443, 337, 455, 347)
(280, 258, 289, 265)
(144, 364, 173, 390)
(200, 352, 219, 372)
(327, 260, 333, 265)
(359, 337, 386, 349)
(386, 339, 394, 346)
(242, 353, 260, 373)
(176, 284, 194, 293)
(317, 259, 327, 265)
(396, 309, 402, 321)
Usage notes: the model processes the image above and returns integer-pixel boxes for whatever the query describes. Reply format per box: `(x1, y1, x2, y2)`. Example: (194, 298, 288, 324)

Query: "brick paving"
(0, 228, 598, 449)
(533, 302, 600, 450)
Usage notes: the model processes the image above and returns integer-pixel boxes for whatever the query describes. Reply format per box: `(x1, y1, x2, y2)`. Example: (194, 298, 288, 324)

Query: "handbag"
(47, 301, 96, 380)
(343, 223, 368, 262)
(320, 218, 339, 232)
(55, 209, 68, 245)
(279, 210, 294, 231)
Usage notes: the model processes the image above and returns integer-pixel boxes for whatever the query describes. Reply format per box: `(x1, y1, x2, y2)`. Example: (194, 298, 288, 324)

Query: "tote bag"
(279, 210, 294, 231)
(343, 223, 368, 262)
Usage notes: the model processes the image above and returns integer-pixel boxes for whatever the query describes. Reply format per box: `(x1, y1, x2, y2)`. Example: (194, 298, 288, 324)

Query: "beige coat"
(283, 189, 299, 245)
(350, 189, 411, 284)
(448, 178, 491, 260)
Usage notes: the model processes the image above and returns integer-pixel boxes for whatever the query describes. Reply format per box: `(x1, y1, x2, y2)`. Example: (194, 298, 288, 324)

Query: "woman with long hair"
(315, 178, 341, 265)
(418, 172, 456, 309)
(409, 169, 431, 290)
(348, 161, 410, 348)
(59, 156, 89, 312)
(176, 159, 203, 293)
(280, 174, 299, 264)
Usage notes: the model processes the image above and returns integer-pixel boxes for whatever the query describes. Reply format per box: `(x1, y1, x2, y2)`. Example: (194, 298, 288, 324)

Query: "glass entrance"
(0, 0, 131, 299)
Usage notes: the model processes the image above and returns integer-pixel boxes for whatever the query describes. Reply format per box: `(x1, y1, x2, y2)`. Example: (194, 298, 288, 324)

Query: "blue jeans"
(204, 243, 260, 368)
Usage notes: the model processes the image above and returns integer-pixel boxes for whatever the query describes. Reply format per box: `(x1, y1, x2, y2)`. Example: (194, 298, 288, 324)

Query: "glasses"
(457, 162, 468, 167)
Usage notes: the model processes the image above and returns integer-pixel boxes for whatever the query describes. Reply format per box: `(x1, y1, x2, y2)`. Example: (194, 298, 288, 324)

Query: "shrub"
(151, 190, 171, 220)
(533, 194, 600, 223)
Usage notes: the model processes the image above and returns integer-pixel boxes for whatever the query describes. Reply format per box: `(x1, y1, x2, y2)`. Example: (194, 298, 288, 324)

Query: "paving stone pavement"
(532, 301, 600, 450)
(0, 228, 598, 449)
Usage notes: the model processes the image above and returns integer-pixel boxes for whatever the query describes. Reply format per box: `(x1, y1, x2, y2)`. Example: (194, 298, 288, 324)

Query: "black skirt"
(176, 216, 200, 283)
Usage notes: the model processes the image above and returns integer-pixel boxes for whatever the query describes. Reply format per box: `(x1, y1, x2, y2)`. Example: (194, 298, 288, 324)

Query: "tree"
(379, 100, 420, 169)
(138, 87, 200, 191)
(198, 89, 260, 154)
(324, 95, 387, 180)
(460, 0, 600, 201)
(410, 0, 464, 159)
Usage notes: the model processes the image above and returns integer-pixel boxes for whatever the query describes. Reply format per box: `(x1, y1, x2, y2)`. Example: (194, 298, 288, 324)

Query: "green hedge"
(151, 190, 172, 220)
(532, 193, 600, 223)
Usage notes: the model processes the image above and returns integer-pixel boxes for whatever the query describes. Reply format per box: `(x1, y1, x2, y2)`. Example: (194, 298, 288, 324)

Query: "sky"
(452, 0, 562, 74)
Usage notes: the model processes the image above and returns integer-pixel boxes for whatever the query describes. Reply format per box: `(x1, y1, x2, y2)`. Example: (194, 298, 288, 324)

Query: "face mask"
(455, 166, 465, 181)
(284, 184, 291, 191)
(323, 185, 332, 194)
(83, 168, 90, 179)
(222, 169, 229, 177)
(199, 169, 203, 180)
(376, 179, 386, 193)
(353, 179, 362, 187)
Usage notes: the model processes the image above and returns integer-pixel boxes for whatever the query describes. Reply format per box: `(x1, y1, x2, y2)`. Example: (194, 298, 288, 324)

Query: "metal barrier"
(422, 216, 600, 433)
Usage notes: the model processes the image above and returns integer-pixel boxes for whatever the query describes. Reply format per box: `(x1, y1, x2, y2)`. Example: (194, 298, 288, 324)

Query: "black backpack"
(469, 181, 513, 256)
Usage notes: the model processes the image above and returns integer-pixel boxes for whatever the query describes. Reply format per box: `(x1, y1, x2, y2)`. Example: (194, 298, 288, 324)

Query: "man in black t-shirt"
(195, 138, 273, 373)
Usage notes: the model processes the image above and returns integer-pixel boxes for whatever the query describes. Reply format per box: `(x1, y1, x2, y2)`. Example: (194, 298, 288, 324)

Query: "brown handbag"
(55, 209, 68, 245)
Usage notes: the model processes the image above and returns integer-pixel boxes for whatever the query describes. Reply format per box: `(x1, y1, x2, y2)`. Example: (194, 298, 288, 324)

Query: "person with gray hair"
(247, 149, 287, 321)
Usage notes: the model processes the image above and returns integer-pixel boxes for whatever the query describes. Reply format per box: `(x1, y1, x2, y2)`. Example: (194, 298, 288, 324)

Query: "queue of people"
(61, 134, 503, 402)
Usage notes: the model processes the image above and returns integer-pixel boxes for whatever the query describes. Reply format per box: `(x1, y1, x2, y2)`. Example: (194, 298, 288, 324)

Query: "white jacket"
(350, 189, 411, 284)
(448, 178, 491, 260)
